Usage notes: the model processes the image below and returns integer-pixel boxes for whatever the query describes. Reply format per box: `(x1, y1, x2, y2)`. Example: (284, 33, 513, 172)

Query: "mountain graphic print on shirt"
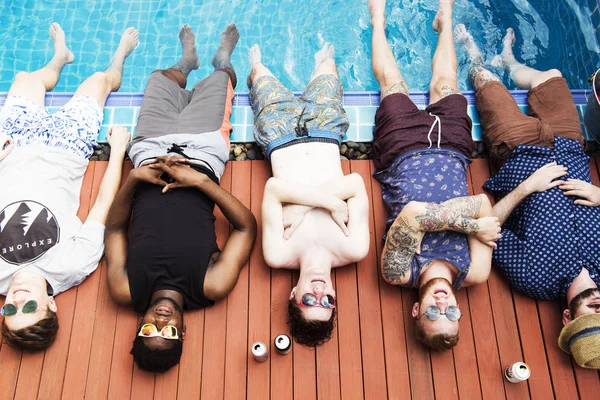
(0, 200, 60, 265)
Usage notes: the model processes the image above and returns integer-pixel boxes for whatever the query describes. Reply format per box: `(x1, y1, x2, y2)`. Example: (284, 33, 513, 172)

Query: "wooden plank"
(36, 161, 95, 400)
(0, 343, 21, 400)
(315, 274, 341, 400)
(368, 161, 412, 400)
(176, 309, 205, 400)
(453, 290, 482, 400)
(107, 306, 138, 399)
(336, 161, 364, 400)
(85, 162, 131, 399)
(224, 162, 251, 400)
(430, 351, 458, 400)
(200, 165, 233, 400)
(270, 268, 294, 400)
(350, 160, 388, 400)
(13, 352, 43, 400)
(469, 159, 530, 399)
(292, 329, 317, 400)
(247, 161, 271, 400)
(537, 301, 579, 399)
(153, 366, 178, 399)
(129, 366, 155, 400)
(62, 161, 108, 399)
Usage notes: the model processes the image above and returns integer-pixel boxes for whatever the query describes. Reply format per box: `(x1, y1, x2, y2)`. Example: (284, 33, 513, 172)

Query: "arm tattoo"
(382, 216, 422, 284)
(415, 203, 480, 234)
(440, 195, 482, 218)
(440, 85, 462, 98)
(381, 81, 409, 98)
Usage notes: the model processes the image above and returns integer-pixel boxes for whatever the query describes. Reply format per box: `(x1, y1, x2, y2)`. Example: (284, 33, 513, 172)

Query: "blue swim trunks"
(0, 95, 102, 158)
(249, 74, 349, 159)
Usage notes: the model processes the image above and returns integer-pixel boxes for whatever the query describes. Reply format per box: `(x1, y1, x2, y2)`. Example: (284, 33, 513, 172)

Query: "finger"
(549, 180, 565, 188)
(543, 162, 557, 168)
(563, 190, 586, 198)
(284, 221, 300, 240)
(150, 163, 171, 173)
(574, 199, 595, 207)
(162, 182, 181, 193)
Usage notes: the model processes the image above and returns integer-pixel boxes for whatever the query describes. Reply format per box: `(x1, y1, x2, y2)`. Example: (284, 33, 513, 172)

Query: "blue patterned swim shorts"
(249, 74, 349, 158)
(0, 96, 102, 158)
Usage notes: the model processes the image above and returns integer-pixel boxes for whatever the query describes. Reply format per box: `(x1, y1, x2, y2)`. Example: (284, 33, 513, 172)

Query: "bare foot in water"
(314, 42, 334, 70)
(174, 24, 199, 76)
(432, 0, 455, 33)
(248, 44, 262, 67)
(49, 23, 74, 64)
(368, 0, 386, 27)
(454, 23, 484, 66)
(490, 28, 517, 69)
(114, 27, 139, 63)
(211, 23, 240, 69)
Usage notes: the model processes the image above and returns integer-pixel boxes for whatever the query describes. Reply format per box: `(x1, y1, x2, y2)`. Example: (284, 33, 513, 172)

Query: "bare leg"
(247, 44, 276, 88)
(495, 28, 562, 90)
(73, 27, 139, 107)
(454, 24, 500, 91)
(7, 23, 74, 106)
(368, 0, 409, 100)
(211, 23, 239, 87)
(429, 0, 461, 104)
(310, 42, 338, 81)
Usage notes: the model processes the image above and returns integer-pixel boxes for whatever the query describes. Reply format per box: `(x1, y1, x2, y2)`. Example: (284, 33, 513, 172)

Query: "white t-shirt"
(0, 145, 105, 296)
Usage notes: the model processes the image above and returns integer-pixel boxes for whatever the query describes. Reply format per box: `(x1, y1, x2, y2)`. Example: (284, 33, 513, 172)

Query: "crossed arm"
(105, 159, 256, 305)
(261, 173, 370, 268)
(381, 194, 499, 285)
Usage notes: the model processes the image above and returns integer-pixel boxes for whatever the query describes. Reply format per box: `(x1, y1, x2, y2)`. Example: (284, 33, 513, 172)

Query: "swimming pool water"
(0, 0, 598, 93)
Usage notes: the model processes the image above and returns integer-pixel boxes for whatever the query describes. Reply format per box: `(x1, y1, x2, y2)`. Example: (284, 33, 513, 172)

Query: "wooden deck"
(1, 159, 600, 400)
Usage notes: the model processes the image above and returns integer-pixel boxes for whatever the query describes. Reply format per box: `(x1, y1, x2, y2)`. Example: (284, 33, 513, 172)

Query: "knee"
(546, 69, 562, 79)
(90, 71, 113, 87)
(14, 71, 31, 82)
(217, 67, 237, 89)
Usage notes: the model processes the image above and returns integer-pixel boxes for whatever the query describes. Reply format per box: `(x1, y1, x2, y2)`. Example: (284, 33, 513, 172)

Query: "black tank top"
(126, 167, 219, 313)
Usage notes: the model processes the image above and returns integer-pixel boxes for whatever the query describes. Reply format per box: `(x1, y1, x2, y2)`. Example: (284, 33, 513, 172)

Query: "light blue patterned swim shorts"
(0, 95, 103, 158)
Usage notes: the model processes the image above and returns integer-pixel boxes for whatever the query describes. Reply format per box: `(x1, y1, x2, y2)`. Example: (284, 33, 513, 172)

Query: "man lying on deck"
(457, 25, 600, 369)
(0, 23, 137, 351)
(368, 0, 501, 352)
(105, 24, 256, 372)
(247, 43, 370, 347)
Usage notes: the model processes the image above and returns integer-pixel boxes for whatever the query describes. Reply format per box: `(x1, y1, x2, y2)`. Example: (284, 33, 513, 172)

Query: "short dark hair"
(569, 288, 600, 319)
(1, 310, 59, 351)
(287, 299, 336, 347)
(130, 334, 183, 373)
(415, 321, 459, 351)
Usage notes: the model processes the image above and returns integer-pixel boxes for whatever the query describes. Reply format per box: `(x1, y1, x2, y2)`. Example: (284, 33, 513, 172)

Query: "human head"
(1, 271, 59, 350)
(130, 297, 186, 372)
(287, 274, 336, 347)
(412, 277, 459, 351)
(564, 288, 600, 323)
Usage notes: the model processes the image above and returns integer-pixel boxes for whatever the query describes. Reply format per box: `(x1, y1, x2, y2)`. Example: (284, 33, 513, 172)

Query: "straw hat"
(558, 314, 600, 369)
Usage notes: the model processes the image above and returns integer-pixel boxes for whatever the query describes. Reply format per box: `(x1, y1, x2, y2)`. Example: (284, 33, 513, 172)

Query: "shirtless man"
(368, 0, 500, 351)
(247, 43, 370, 347)
(0, 24, 137, 350)
(456, 24, 600, 368)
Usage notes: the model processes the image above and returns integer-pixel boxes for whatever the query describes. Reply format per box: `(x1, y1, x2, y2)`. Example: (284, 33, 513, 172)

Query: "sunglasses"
(138, 323, 179, 340)
(416, 305, 461, 321)
(1, 300, 44, 317)
(298, 293, 336, 309)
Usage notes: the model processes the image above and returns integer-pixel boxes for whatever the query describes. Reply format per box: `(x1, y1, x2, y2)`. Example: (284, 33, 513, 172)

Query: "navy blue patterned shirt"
(484, 137, 600, 300)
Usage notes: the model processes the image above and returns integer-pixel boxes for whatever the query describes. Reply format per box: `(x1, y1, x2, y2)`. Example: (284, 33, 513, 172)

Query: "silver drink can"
(274, 334, 291, 355)
(504, 362, 531, 383)
(252, 341, 268, 362)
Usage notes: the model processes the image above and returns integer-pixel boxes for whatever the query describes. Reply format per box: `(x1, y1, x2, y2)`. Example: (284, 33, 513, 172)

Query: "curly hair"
(130, 335, 183, 373)
(288, 299, 336, 347)
(415, 321, 459, 352)
(1, 310, 59, 351)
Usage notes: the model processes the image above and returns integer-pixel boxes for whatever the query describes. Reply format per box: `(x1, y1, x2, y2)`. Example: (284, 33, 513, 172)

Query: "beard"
(149, 296, 184, 314)
(418, 277, 456, 305)
(569, 288, 600, 318)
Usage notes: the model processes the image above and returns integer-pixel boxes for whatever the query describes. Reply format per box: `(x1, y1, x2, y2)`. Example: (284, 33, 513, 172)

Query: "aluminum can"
(504, 362, 531, 383)
(274, 334, 291, 355)
(252, 341, 268, 362)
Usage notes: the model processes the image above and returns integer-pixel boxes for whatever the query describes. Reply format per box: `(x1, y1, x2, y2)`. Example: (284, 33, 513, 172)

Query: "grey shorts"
(133, 71, 234, 145)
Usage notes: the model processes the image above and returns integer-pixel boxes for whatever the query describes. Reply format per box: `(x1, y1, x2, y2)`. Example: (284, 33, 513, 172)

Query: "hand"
(150, 162, 207, 193)
(521, 162, 568, 194)
(559, 179, 600, 207)
(0, 132, 14, 161)
(474, 216, 502, 248)
(106, 126, 131, 153)
(330, 199, 350, 237)
(282, 204, 313, 240)
(130, 165, 169, 187)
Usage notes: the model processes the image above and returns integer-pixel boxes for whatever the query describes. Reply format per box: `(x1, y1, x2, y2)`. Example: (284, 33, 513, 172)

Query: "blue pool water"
(0, 0, 598, 93)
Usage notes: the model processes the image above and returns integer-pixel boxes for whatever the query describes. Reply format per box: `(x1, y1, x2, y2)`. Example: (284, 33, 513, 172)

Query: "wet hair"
(288, 299, 336, 347)
(1, 310, 59, 351)
(130, 334, 183, 373)
(569, 288, 600, 319)
(415, 320, 459, 352)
